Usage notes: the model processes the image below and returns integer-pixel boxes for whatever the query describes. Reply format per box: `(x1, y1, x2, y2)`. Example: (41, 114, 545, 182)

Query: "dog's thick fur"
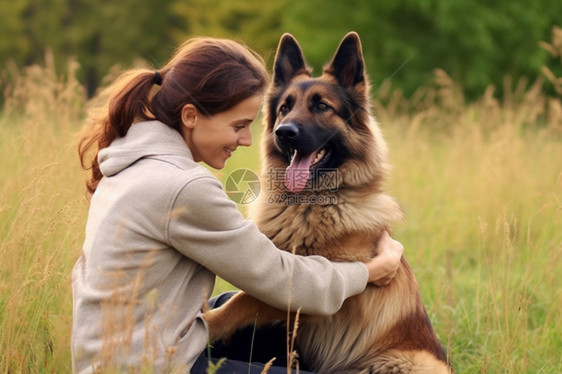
(204, 32, 451, 373)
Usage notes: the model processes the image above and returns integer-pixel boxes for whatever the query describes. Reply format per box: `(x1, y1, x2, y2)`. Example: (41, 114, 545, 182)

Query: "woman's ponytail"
(78, 69, 160, 196)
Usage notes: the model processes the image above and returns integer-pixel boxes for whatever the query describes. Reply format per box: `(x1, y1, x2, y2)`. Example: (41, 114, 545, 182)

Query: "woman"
(73, 37, 403, 373)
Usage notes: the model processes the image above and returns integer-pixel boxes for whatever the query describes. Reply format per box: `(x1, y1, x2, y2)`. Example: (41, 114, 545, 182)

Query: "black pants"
(190, 292, 315, 373)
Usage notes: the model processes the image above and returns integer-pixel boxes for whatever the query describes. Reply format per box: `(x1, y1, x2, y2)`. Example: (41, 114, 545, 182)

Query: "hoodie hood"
(98, 121, 192, 177)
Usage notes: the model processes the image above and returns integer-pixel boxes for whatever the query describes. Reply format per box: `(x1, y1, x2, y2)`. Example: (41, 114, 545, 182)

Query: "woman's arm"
(167, 175, 400, 315)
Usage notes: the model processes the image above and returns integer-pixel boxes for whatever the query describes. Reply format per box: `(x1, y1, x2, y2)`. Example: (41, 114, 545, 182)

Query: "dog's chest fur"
(252, 188, 403, 262)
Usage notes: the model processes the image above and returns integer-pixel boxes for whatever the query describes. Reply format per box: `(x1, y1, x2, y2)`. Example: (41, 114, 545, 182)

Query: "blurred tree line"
(0, 0, 561, 100)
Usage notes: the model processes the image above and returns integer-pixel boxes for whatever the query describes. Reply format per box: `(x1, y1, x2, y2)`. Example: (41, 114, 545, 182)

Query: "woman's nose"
(238, 128, 252, 147)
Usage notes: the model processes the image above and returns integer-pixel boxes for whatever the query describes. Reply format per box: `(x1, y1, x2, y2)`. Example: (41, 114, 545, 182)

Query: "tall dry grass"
(382, 111, 561, 373)
(0, 51, 88, 373)
(373, 28, 562, 372)
(0, 29, 561, 373)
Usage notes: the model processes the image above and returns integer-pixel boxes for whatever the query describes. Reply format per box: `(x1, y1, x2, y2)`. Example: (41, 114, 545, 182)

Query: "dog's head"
(263, 32, 389, 194)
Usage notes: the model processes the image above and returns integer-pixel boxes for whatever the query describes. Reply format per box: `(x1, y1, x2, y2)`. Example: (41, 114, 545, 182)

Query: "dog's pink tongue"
(285, 151, 316, 193)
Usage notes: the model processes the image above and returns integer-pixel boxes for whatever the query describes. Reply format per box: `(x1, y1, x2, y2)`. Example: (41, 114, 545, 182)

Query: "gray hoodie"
(71, 120, 369, 373)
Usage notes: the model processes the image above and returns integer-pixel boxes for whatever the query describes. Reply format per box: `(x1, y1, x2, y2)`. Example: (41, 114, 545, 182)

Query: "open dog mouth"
(285, 147, 330, 193)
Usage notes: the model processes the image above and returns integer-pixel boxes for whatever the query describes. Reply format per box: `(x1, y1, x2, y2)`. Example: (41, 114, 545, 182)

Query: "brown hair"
(78, 37, 268, 195)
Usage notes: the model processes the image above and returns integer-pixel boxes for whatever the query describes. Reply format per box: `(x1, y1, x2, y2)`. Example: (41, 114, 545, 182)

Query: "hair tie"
(153, 71, 163, 86)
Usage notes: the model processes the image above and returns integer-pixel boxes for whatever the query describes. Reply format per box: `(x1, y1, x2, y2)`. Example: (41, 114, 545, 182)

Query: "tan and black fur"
(204, 32, 451, 373)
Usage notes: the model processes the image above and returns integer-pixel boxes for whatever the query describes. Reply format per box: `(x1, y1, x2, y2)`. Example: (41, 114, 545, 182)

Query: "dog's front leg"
(203, 292, 288, 343)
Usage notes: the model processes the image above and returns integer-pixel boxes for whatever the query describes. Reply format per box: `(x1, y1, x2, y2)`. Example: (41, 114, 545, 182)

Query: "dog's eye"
(314, 103, 331, 113)
(279, 104, 289, 116)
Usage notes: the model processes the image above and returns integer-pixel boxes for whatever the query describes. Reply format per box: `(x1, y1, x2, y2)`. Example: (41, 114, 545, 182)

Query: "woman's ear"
(181, 104, 198, 129)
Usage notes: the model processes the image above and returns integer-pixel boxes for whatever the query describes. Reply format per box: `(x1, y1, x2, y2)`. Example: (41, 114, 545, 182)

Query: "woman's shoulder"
(133, 156, 220, 196)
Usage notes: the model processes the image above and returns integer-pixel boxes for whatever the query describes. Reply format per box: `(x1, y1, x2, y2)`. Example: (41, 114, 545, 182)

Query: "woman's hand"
(365, 231, 404, 286)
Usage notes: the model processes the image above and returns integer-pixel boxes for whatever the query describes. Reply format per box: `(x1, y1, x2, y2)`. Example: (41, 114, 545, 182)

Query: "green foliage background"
(1, 0, 561, 99)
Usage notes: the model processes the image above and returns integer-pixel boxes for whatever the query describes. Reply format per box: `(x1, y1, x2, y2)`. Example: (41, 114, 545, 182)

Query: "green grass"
(0, 57, 561, 373)
(385, 124, 562, 373)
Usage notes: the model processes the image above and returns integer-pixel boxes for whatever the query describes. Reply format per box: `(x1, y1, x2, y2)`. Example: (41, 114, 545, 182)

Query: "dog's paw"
(202, 307, 232, 343)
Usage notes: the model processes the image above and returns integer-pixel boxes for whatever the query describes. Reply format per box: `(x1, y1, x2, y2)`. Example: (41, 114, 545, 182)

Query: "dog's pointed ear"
(325, 32, 366, 88)
(273, 33, 309, 86)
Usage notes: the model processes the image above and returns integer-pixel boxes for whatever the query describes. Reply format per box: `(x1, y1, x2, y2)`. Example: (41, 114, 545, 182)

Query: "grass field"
(0, 52, 561, 373)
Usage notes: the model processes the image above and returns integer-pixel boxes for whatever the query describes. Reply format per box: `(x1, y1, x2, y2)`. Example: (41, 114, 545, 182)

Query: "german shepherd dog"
(204, 32, 451, 373)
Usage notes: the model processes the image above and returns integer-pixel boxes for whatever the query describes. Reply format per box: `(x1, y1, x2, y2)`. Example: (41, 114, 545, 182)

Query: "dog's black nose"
(275, 123, 300, 141)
